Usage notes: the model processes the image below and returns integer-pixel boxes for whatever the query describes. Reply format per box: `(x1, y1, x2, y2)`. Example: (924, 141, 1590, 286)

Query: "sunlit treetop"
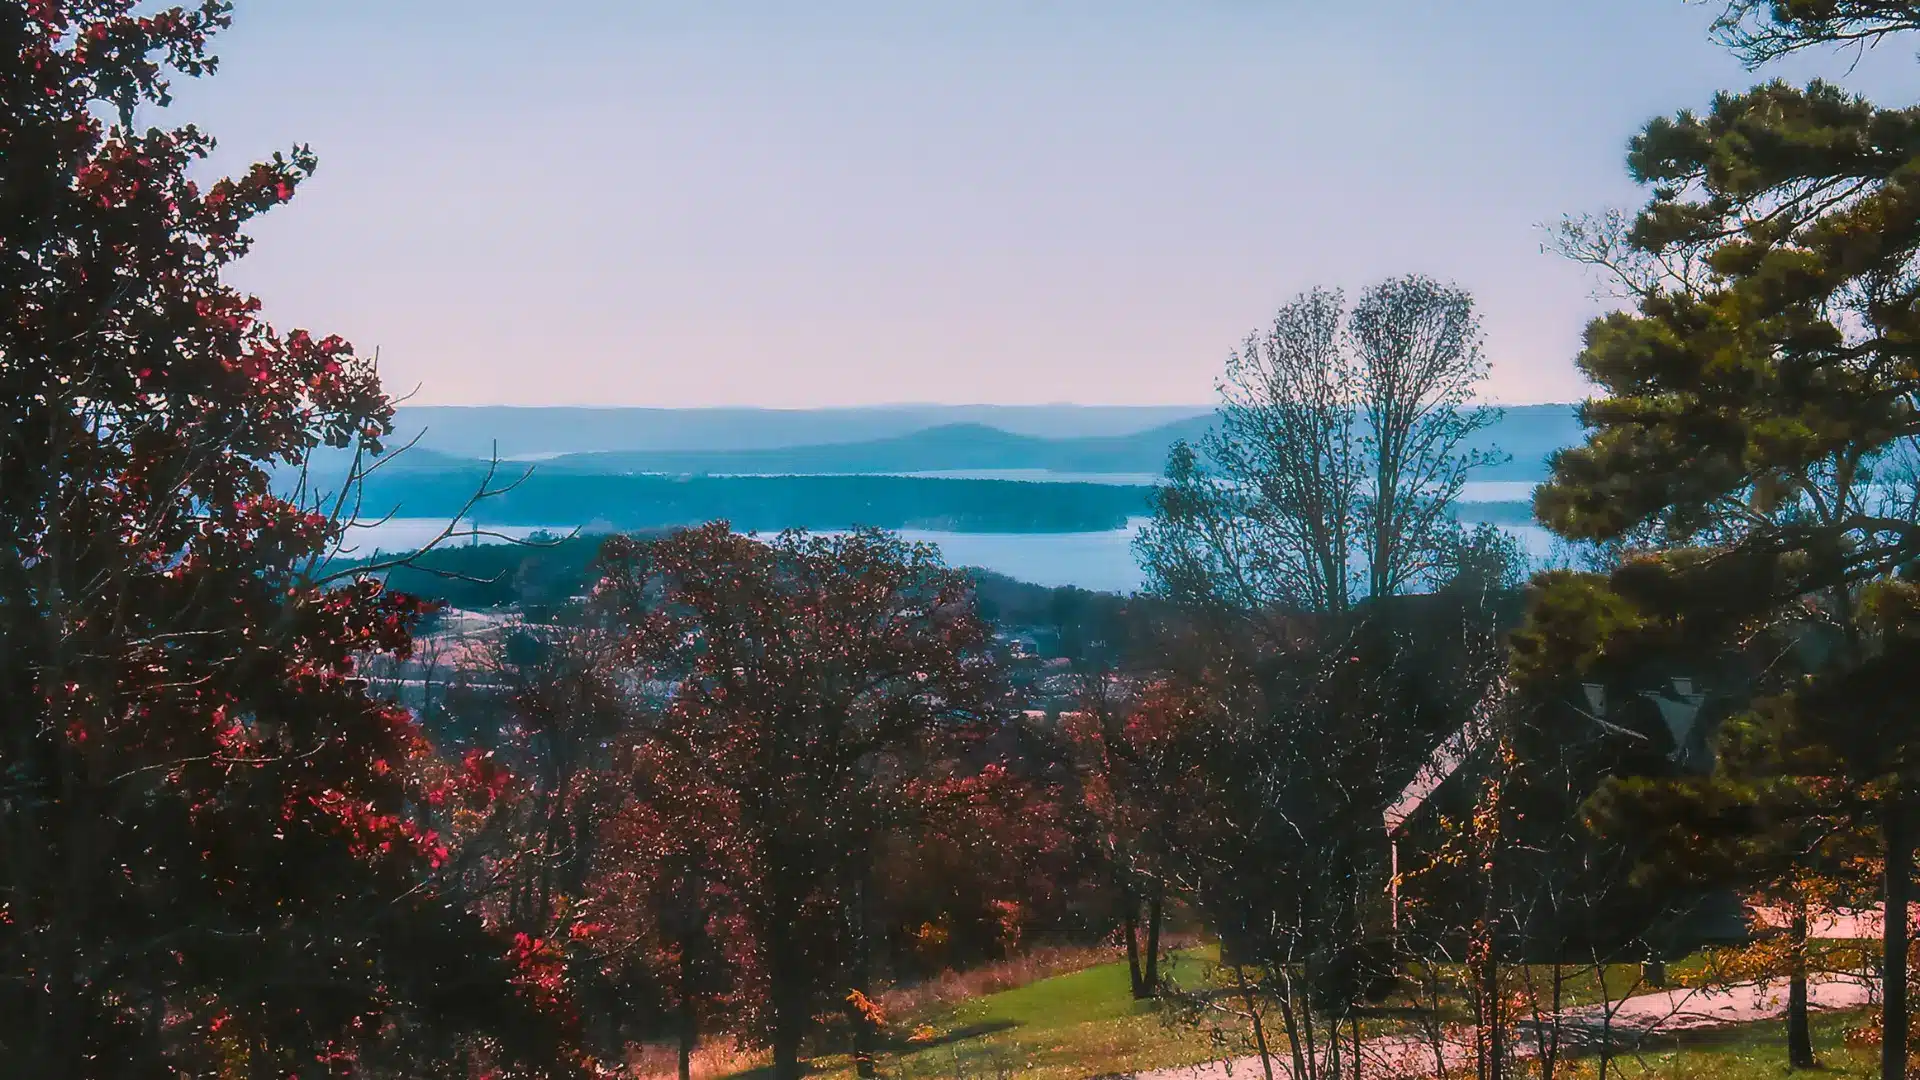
(1714, 0, 1920, 66)
(1538, 76, 1920, 593)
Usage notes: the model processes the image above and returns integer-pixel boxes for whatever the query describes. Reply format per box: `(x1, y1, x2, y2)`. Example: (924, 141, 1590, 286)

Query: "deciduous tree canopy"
(0, 3, 570, 1075)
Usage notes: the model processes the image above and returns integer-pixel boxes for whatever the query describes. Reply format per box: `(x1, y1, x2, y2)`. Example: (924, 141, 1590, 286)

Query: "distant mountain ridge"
(390, 404, 1216, 459)
(277, 405, 1583, 540)
(382, 403, 1582, 483)
(538, 419, 1212, 477)
(355, 471, 1156, 534)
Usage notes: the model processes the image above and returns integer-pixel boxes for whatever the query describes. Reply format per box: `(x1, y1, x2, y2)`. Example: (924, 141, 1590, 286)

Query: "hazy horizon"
(385, 399, 1574, 410)
(166, 1, 1915, 408)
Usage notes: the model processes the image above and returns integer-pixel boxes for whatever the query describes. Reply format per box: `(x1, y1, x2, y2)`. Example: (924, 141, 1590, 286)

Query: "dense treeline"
(13, 3, 1920, 1080)
(346, 467, 1530, 537)
(332, 533, 1135, 640)
(356, 469, 1155, 535)
(359, 407, 1578, 482)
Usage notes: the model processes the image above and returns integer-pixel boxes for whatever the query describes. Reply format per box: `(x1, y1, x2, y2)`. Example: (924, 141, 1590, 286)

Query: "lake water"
(332, 519, 570, 560)
(344, 476, 1555, 594)
(349, 515, 1562, 595)
(1458, 480, 1540, 503)
(647, 474, 1541, 500)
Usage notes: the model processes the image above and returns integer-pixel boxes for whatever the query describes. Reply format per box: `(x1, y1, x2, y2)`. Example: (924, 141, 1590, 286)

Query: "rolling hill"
(465, 404, 1581, 483)
(388, 404, 1215, 459)
(537, 419, 1210, 476)
(354, 470, 1157, 534)
(381, 404, 1583, 481)
(284, 405, 1577, 538)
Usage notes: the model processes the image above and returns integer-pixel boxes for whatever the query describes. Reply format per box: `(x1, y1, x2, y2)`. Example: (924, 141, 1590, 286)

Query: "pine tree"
(1532, 65, 1920, 1078)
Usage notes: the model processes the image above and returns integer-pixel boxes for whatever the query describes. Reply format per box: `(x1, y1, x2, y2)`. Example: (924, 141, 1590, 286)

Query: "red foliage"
(0, 3, 575, 1075)
(589, 524, 1012, 1077)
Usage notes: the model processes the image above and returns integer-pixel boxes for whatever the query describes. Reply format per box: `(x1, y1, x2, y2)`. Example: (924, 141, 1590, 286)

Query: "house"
(1384, 675, 1745, 960)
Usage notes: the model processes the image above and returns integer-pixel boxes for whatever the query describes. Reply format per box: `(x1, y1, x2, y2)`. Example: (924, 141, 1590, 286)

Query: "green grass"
(1572, 1008, 1878, 1080)
(787, 947, 1230, 1080)
(725, 946, 1886, 1080)
(1379, 943, 1880, 1036)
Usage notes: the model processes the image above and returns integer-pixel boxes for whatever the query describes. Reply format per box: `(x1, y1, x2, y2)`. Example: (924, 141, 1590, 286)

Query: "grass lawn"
(1374, 943, 1879, 1037)
(1569, 1008, 1878, 1079)
(716, 946, 1884, 1080)
(781, 947, 1233, 1080)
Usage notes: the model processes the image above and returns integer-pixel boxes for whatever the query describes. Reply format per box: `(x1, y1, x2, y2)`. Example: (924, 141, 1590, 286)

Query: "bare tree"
(1140, 287, 1361, 617)
(1137, 276, 1502, 620)
(1350, 276, 1502, 600)
(1136, 276, 1510, 1080)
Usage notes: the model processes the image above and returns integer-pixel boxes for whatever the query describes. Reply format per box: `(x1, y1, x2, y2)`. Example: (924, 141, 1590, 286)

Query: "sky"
(161, 1, 1917, 408)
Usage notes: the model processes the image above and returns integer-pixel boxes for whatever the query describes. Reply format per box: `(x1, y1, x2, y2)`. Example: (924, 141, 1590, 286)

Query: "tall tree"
(1061, 677, 1205, 999)
(1510, 554, 1861, 1071)
(593, 525, 1006, 1080)
(1533, 66, 1920, 1079)
(1142, 287, 1360, 615)
(1137, 279, 1508, 1076)
(1137, 276, 1500, 620)
(0, 2, 568, 1075)
(1351, 276, 1501, 600)
(1713, 1, 1920, 64)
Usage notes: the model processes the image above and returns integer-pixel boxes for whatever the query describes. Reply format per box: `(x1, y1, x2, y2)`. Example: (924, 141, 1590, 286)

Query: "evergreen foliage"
(1527, 16, 1920, 1074)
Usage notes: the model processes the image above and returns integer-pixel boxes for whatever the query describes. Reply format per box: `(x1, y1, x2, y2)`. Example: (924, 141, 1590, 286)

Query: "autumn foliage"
(581, 525, 1034, 1080)
(0, 3, 573, 1076)
(31, 4, 1913, 1080)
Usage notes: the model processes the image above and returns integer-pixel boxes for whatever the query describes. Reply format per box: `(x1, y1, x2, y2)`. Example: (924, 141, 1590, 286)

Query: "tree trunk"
(1351, 1013, 1363, 1080)
(1326, 1012, 1342, 1080)
(678, 949, 698, 1080)
(1595, 958, 1614, 1080)
(1278, 982, 1311, 1080)
(1788, 896, 1815, 1069)
(1144, 877, 1164, 995)
(1479, 745, 1507, 1080)
(1302, 988, 1321, 1080)
(767, 920, 808, 1080)
(1235, 964, 1276, 1080)
(1545, 962, 1563, 1080)
(1479, 916, 1503, 1080)
(1123, 892, 1144, 999)
(672, 867, 707, 1080)
(771, 999, 805, 1080)
(848, 878, 878, 1080)
(1884, 784, 1912, 1080)
(1482, 952, 1502, 1080)
(848, 1002, 878, 1078)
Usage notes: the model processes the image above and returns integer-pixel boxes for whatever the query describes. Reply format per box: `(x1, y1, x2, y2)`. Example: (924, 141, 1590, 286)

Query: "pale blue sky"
(165, 1, 1914, 407)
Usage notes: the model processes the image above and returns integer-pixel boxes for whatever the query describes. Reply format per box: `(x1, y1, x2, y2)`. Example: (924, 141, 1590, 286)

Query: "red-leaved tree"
(0, 3, 574, 1075)
(592, 525, 1007, 1080)
(1063, 677, 1206, 999)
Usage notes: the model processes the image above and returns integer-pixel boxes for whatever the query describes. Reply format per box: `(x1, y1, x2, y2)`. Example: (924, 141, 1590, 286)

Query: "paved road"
(1131, 975, 1876, 1080)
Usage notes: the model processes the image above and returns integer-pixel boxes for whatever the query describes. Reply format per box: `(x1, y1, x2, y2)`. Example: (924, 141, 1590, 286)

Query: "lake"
(348, 515, 1563, 595)
(333, 519, 569, 559)
(881, 519, 1559, 593)
(617, 474, 1544, 499)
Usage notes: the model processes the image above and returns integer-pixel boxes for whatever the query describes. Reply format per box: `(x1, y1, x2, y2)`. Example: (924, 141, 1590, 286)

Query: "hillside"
(355, 470, 1157, 534)
(381, 404, 1582, 483)
(538, 419, 1212, 476)
(388, 404, 1215, 459)
(293, 404, 1570, 543)
(336, 533, 1143, 622)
